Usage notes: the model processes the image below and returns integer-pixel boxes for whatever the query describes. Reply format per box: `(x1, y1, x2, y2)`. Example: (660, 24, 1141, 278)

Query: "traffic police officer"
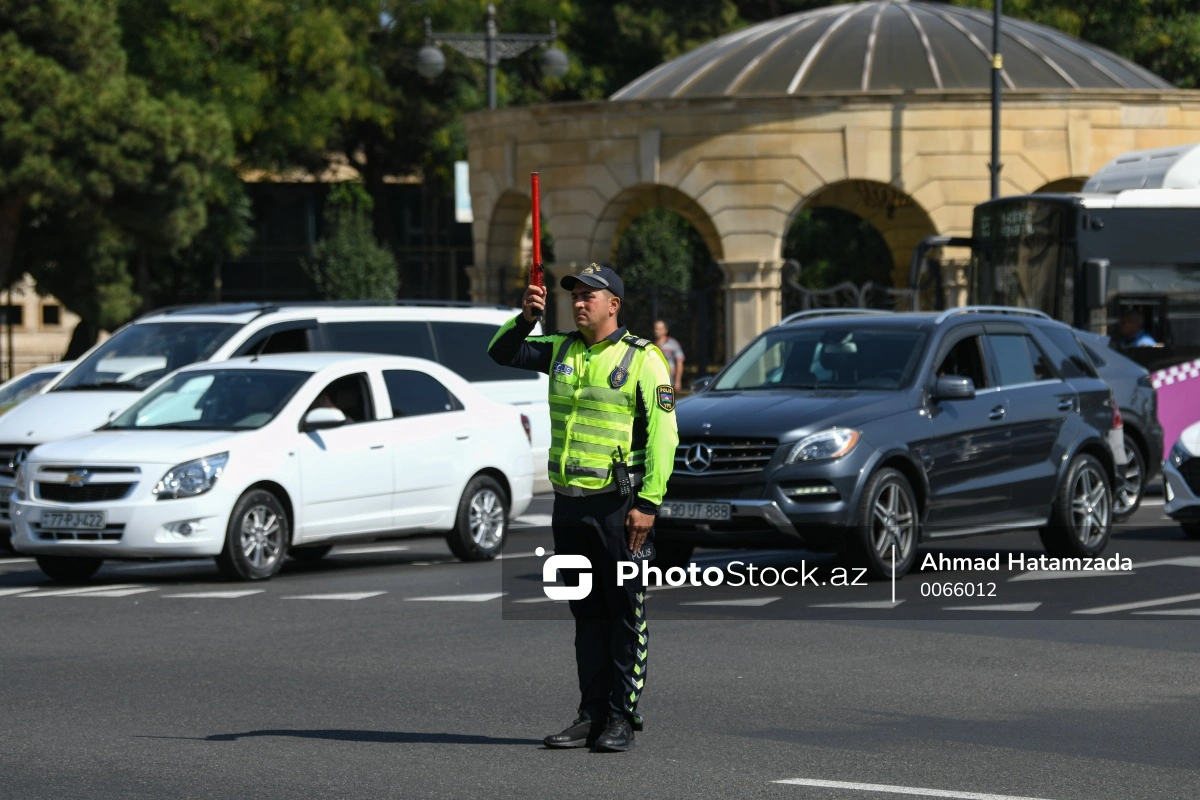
(488, 263, 678, 752)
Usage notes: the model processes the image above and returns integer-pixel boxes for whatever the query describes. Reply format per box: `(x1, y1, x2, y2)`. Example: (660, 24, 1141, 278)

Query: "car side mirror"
(933, 375, 976, 400)
(691, 376, 715, 393)
(302, 407, 347, 432)
(1082, 258, 1109, 310)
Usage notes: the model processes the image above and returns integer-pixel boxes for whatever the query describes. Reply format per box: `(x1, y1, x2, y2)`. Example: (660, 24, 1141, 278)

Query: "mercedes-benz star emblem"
(685, 443, 714, 473)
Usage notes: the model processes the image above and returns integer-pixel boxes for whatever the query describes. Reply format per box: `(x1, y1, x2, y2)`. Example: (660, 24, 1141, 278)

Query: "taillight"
(520, 413, 532, 445)
(1111, 392, 1122, 430)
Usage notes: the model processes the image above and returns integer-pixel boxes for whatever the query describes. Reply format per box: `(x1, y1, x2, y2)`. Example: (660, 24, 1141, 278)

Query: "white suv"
(0, 302, 550, 531)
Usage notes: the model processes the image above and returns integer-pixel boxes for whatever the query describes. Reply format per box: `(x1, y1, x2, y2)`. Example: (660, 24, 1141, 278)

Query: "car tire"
(651, 541, 694, 570)
(1182, 523, 1200, 540)
(446, 475, 507, 562)
(1039, 453, 1112, 558)
(288, 545, 333, 562)
(36, 555, 103, 583)
(215, 489, 290, 581)
(1112, 440, 1146, 523)
(847, 468, 919, 580)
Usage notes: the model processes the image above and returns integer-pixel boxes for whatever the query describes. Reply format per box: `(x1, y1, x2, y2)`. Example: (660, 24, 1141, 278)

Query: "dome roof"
(611, 0, 1173, 100)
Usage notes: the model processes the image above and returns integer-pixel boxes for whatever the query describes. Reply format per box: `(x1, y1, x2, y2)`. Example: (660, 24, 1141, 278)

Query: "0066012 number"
(919, 582, 997, 598)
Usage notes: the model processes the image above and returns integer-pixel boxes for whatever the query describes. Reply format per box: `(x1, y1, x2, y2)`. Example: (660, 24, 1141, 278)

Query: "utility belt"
(549, 461, 645, 498)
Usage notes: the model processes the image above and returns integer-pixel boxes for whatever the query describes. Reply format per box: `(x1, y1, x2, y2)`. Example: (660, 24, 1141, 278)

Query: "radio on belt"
(613, 446, 632, 497)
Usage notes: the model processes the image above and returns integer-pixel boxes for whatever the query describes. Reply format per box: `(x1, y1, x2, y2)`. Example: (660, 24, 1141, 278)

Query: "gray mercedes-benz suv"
(656, 307, 1123, 578)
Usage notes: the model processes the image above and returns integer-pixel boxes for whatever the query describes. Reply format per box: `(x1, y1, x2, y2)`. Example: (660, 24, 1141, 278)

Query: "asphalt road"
(1, 494, 1197, 800)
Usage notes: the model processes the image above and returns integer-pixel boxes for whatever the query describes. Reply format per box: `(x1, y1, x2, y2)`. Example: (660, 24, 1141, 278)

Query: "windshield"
(969, 198, 1068, 316)
(108, 369, 309, 431)
(714, 327, 928, 391)
(54, 322, 239, 392)
(0, 368, 64, 412)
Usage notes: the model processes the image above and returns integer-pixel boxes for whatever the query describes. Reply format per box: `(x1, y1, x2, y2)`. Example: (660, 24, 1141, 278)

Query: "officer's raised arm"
(487, 284, 556, 374)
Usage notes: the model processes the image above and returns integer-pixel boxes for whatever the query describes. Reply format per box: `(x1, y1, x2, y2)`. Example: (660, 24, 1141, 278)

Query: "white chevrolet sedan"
(11, 353, 535, 582)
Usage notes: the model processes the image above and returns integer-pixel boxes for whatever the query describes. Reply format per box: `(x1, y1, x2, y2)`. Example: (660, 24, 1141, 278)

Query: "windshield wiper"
(54, 382, 143, 392)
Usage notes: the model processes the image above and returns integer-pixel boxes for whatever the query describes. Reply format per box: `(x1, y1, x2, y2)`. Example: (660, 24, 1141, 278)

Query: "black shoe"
(592, 713, 635, 752)
(543, 715, 603, 748)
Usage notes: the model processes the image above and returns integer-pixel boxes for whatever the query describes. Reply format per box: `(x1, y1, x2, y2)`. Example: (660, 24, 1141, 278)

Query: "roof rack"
(778, 308, 894, 326)
(933, 306, 1053, 324)
(139, 298, 514, 322)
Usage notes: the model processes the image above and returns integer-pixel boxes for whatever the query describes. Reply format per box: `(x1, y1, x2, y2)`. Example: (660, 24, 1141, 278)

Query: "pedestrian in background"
(653, 319, 686, 392)
(488, 263, 678, 752)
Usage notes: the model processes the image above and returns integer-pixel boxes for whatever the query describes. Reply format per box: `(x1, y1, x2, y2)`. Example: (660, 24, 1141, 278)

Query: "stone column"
(465, 264, 506, 305)
(716, 260, 785, 357)
(543, 261, 577, 331)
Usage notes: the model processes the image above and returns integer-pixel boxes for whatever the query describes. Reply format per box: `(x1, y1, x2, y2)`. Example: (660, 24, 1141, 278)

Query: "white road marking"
(0, 557, 34, 564)
(1009, 570, 1135, 582)
(163, 590, 266, 599)
(1134, 607, 1200, 616)
(680, 597, 780, 607)
(774, 777, 1057, 799)
(1073, 592, 1200, 615)
(68, 587, 159, 598)
(21, 584, 144, 598)
(512, 514, 552, 527)
(809, 600, 904, 609)
(410, 561, 453, 566)
(1140, 497, 1164, 506)
(406, 592, 505, 602)
(331, 544, 410, 555)
(282, 592, 387, 601)
(0, 587, 36, 596)
(1129, 556, 1200, 569)
(496, 550, 547, 560)
(512, 597, 567, 604)
(943, 602, 1042, 612)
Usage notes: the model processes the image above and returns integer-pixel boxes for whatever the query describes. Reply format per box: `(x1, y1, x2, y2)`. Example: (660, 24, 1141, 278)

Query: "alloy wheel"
(469, 488, 505, 550)
(240, 504, 283, 570)
(1070, 464, 1110, 547)
(871, 482, 916, 565)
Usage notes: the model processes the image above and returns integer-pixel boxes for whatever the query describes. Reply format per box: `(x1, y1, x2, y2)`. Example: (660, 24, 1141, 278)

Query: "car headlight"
(785, 428, 861, 464)
(154, 452, 228, 500)
(13, 463, 28, 501)
(1170, 442, 1190, 468)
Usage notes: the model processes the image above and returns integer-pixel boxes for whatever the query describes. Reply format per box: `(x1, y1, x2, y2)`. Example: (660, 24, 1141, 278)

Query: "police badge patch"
(656, 385, 675, 412)
(609, 366, 630, 388)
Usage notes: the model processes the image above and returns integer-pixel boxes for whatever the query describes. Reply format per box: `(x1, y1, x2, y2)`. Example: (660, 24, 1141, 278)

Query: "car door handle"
(456, 431, 471, 440)
(1057, 399, 1074, 411)
(988, 406, 1006, 420)
(370, 444, 385, 450)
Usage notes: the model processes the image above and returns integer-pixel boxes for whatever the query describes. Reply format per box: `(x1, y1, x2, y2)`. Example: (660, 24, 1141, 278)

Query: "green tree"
(782, 208, 893, 291)
(615, 208, 711, 336)
(302, 184, 399, 301)
(1, 0, 232, 357)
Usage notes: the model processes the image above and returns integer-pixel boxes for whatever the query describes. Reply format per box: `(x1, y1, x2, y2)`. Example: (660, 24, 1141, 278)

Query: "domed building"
(465, 0, 1200, 355)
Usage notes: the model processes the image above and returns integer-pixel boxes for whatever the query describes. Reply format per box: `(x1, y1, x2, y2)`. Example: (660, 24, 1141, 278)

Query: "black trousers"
(551, 491, 649, 728)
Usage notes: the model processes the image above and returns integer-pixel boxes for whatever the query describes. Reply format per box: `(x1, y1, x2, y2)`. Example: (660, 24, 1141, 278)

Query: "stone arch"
(1035, 177, 1088, 193)
(788, 179, 938, 289)
(485, 190, 532, 269)
(590, 185, 724, 265)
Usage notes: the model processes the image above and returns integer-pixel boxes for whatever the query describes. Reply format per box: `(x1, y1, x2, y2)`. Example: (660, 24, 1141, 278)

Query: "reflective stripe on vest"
(547, 336, 646, 492)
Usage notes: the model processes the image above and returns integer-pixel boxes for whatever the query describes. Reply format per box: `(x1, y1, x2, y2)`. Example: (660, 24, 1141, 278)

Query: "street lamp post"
(989, 0, 1003, 199)
(418, 3, 568, 111)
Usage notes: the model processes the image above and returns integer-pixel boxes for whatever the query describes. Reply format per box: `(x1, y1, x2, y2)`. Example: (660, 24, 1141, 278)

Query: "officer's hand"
(626, 508, 655, 554)
(522, 284, 546, 323)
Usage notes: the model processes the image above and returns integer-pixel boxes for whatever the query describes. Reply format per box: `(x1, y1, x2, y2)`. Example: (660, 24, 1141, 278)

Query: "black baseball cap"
(560, 263, 624, 302)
